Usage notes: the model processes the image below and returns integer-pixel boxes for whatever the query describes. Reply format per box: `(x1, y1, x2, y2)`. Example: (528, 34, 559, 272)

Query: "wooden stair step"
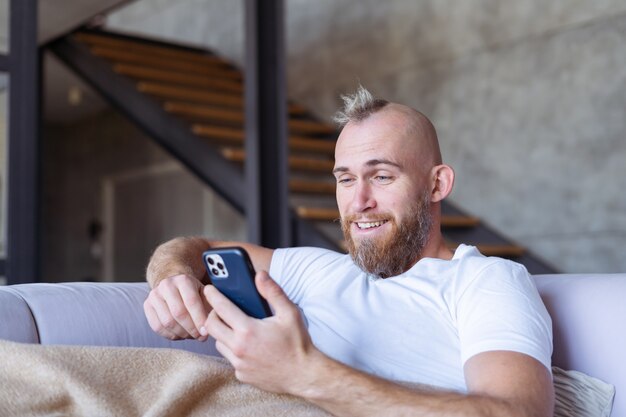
(193, 125, 336, 155)
(288, 137, 336, 154)
(288, 103, 309, 116)
(114, 63, 243, 93)
(179, 107, 332, 132)
(139, 83, 308, 117)
(127, 72, 304, 117)
(289, 180, 336, 195)
(296, 207, 340, 220)
(138, 82, 243, 107)
(193, 125, 244, 141)
(288, 119, 336, 135)
(90, 46, 241, 80)
(221, 148, 334, 173)
(75, 32, 229, 67)
(165, 101, 306, 121)
(442, 215, 480, 228)
(166, 102, 243, 124)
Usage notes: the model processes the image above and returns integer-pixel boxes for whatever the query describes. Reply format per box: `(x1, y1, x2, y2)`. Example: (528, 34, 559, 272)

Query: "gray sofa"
(1, 274, 624, 416)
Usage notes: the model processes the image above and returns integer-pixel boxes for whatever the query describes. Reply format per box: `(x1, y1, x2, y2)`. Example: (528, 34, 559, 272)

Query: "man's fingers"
(203, 285, 250, 329)
(178, 281, 211, 335)
(144, 300, 181, 340)
(204, 309, 234, 343)
(158, 279, 202, 338)
(255, 271, 294, 315)
(150, 290, 193, 339)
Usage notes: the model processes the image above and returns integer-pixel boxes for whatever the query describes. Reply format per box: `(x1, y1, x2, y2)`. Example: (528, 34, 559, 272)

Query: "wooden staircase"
(51, 29, 555, 273)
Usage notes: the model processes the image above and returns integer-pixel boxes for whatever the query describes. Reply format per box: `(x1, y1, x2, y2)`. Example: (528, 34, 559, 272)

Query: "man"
(144, 87, 554, 417)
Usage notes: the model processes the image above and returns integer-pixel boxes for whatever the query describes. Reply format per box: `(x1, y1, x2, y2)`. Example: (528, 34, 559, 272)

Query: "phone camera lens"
(211, 268, 219, 275)
(207, 257, 215, 265)
(217, 263, 224, 270)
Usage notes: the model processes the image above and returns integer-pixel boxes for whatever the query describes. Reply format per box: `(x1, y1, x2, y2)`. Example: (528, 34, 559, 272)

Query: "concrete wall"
(0, 0, 7, 53)
(105, 0, 626, 273)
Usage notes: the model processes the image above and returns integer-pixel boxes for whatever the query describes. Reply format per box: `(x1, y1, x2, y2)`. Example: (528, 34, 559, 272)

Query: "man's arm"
(145, 236, 274, 288)
(293, 350, 553, 417)
(143, 236, 273, 340)
(204, 272, 554, 417)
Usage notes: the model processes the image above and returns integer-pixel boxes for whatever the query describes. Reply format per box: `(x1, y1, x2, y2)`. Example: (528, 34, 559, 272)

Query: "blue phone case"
(202, 247, 272, 319)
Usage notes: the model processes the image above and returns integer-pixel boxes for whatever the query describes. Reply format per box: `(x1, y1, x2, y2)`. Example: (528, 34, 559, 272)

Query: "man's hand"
(144, 274, 211, 341)
(203, 271, 321, 394)
(143, 236, 275, 341)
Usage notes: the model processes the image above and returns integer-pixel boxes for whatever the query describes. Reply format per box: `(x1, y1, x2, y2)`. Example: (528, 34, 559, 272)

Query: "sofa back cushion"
(534, 273, 626, 417)
(0, 282, 218, 356)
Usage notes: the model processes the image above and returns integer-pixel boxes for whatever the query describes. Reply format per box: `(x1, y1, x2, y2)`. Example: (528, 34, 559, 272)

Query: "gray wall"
(0, 0, 7, 53)
(105, 0, 626, 273)
(42, 109, 245, 282)
(43, 109, 170, 281)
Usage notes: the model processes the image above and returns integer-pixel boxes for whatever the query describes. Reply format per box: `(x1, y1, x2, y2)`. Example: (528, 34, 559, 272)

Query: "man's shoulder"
(272, 246, 352, 271)
(453, 244, 532, 288)
(456, 244, 528, 273)
(269, 247, 357, 297)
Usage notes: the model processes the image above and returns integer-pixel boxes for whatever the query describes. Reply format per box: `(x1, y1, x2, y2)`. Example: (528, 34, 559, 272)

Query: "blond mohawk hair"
(333, 85, 389, 127)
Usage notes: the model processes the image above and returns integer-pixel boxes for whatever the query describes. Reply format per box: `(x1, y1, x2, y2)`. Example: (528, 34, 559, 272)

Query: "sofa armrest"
(0, 282, 219, 356)
(0, 290, 39, 343)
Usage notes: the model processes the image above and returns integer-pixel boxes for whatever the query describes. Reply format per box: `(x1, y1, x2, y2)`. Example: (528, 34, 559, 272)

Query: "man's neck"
(415, 232, 455, 263)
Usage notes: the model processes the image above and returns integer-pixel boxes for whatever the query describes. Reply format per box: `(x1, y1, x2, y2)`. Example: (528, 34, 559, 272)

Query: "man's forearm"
(296, 353, 526, 417)
(146, 236, 212, 288)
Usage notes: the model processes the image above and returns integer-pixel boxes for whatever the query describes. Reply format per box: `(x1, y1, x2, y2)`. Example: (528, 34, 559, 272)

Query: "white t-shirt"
(269, 244, 552, 392)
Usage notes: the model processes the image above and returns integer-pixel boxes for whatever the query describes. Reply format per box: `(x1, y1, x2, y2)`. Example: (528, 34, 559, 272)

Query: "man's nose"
(351, 181, 376, 213)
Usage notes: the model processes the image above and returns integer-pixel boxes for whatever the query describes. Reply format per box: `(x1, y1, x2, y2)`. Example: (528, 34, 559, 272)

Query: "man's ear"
(430, 164, 455, 203)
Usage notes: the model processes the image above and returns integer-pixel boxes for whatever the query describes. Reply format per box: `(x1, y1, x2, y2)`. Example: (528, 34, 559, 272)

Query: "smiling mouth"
(355, 220, 389, 230)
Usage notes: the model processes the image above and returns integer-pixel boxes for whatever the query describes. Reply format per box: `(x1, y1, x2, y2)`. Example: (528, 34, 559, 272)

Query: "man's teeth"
(357, 220, 387, 229)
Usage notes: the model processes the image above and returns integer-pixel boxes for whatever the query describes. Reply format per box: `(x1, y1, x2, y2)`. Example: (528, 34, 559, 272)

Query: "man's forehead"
(336, 113, 416, 156)
(334, 104, 439, 170)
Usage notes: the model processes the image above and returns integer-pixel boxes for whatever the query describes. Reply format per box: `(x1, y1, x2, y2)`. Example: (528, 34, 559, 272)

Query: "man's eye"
(337, 178, 354, 184)
(375, 176, 393, 183)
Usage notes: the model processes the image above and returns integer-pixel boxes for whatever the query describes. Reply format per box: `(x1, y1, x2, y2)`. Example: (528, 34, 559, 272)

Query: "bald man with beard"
(143, 87, 554, 417)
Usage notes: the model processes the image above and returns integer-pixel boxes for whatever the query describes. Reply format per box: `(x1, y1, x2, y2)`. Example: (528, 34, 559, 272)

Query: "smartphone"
(202, 247, 272, 319)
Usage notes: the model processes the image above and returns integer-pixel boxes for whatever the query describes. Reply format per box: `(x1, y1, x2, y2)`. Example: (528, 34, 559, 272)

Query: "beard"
(341, 189, 433, 278)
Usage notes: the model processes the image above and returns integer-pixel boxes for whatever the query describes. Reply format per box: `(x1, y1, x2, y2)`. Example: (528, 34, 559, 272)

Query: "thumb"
(255, 270, 294, 314)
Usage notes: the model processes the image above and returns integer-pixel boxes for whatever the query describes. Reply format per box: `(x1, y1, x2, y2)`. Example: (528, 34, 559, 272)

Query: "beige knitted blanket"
(0, 339, 331, 417)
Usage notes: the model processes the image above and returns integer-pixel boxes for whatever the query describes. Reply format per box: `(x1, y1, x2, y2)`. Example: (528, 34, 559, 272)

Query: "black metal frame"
(5, 0, 41, 284)
(0, 58, 6, 276)
(244, 0, 291, 248)
(0, 54, 8, 71)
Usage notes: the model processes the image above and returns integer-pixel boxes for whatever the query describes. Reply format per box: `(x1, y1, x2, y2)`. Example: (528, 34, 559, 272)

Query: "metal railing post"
(6, 0, 41, 283)
(244, 0, 291, 248)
